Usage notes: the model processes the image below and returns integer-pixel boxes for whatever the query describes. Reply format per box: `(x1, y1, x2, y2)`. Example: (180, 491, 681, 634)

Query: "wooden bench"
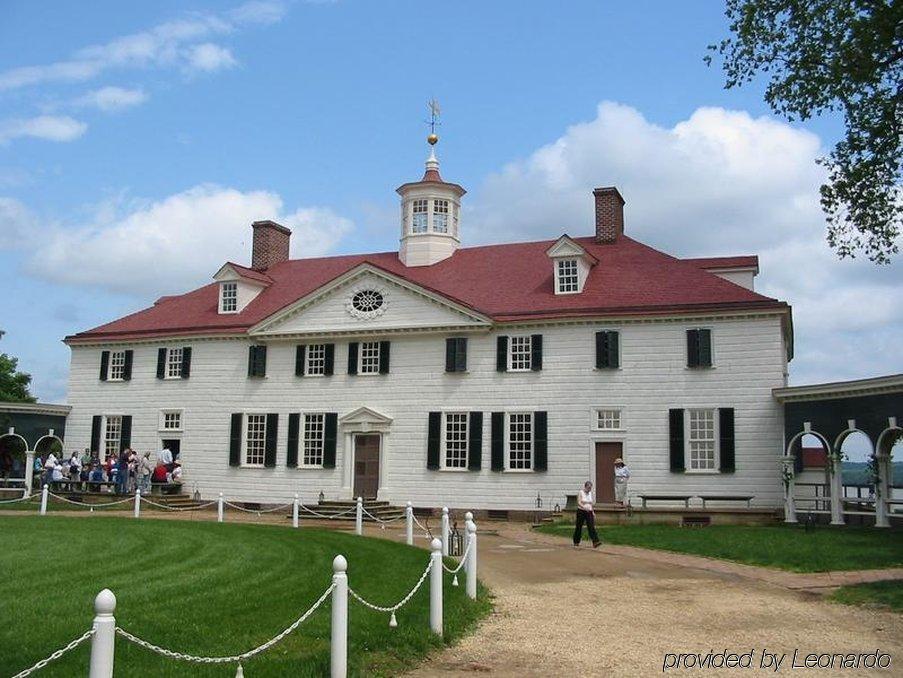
(150, 482, 183, 496)
(698, 494, 755, 509)
(635, 494, 692, 509)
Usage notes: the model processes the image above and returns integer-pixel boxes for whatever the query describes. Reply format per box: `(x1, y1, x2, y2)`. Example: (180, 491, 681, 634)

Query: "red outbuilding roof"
(685, 255, 759, 271)
(66, 235, 788, 343)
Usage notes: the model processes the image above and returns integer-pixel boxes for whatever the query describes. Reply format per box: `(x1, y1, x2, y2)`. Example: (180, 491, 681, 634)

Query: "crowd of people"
(37, 447, 182, 494)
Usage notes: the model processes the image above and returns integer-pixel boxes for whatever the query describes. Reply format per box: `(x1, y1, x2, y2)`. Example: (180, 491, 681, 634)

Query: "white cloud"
(185, 43, 237, 73)
(0, 197, 40, 248)
(470, 102, 902, 385)
(0, 115, 87, 144)
(14, 184, 352, 296)
(75, 86, 148, 112)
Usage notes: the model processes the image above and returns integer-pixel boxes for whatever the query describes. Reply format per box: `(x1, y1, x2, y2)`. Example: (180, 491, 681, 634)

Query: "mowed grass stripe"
(1, 515, 490, 677)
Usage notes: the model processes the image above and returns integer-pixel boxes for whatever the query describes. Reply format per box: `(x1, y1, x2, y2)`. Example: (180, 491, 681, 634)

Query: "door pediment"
(340, 406, 393, 433)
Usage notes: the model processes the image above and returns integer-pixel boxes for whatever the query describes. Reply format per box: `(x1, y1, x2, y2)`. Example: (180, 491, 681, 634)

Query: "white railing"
(9, 520, 480, 678)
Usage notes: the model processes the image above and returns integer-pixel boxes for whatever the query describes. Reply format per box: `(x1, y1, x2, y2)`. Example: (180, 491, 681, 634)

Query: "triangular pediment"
(339, 406, 393, 427)
(250, 264, 492, 337)
(545, 235, 598, 264)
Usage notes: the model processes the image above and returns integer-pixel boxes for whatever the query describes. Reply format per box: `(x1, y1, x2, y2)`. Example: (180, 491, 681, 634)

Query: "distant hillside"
(842, 461, 903, 486)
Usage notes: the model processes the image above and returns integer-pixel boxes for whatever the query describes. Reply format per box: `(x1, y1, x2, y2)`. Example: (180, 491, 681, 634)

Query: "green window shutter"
(247, 346, 256, 377)
(686, 330, 700, 368)
(491, 412, 505, 471)
(229, 413, 242, 467)
(698, 329, 712, 367)
(181, 347, 192, 379)
(295, 345, 306, 377)
(156, 348, 166, 379)
(119, 416, 132, 451)
(379, 341, 391, 374)
(347, 343, 359, 375)
(595, 331, 607, 369)
(445, 338, 456, 372)
(530, 334, 543, 371)
(248, 345, 267, 377)
(468, 411, 483, 471)
(264, 413, 278, 468)
(427, 412, 441, 470)
(323, 413, 338, 468)
(533, 411, 548, 471)
(122, 350, 133, 381)
(90, 416, 102, 454)
(719, 408, 735, 473)
(496, 336, 508, 372)
(669, 408, 685, 472)
(455, 338, 467, 372)
(607, 331, 620, 368)
(324, 344, 335, 375)
(99, 351, 109, 381)
(286, 413, 300, 468)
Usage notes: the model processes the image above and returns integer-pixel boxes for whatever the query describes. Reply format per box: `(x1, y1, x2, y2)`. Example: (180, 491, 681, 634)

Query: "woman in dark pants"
(573, 480, 601, 548)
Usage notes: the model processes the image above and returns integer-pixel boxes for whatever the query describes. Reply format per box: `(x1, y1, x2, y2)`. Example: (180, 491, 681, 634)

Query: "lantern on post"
(318, 489, 325, 504)
(449, 521, 464, 556)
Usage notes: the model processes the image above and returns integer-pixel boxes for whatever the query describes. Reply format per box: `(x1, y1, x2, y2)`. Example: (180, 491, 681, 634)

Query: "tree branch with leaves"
(0, 353, 37, 403)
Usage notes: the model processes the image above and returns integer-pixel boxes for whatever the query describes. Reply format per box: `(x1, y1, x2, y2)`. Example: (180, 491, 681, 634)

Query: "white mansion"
(64, 143, 793, 511)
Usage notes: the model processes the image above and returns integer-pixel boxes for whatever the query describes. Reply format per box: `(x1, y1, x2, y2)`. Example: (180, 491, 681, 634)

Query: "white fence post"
(133, 489, 141, 518)
(405, 502, 413, 546)
(88, 589, 116, 678)
(40, 485, 48, 515)
(293, 493, 299, 529)
(331, 555, 348, 678)
(355, 496, 363, 536)
(466, 519, 477, 601)
(217, 493, 224, 523)
(429, 538, 443, 637)
(441, 507, 449, 556)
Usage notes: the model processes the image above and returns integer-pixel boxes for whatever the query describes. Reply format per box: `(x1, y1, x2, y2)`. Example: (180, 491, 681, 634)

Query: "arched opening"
(877, 427, 903, 516)
(33, 435, 64, 460)
(785, 430, 832, 515)
(836, 430, 874, 501)
(0, 433, 29, 488)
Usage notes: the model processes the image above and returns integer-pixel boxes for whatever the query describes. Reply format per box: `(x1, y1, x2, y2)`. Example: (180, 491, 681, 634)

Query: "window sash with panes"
(412, 199, 428, 233)
(433, 199, 449, 233)
(556, 259, 579, 293)
(687, 409, 717, 471)
(305, 344, 327, 376)
(221, 282, 238, 312)
(302, 413, 325, 467)
(244, 414, 267, 466)
(162, 411, 182, 431)
(509, 336, 533, 371)
(104, 416, 122, 457)
(507, 413, 533, 470)
(166, 347, 183, 378)
(108, 351, 126, 381)
(596, 409, 622, 430)
(442, 412, 469, 469)
(359, 342, 381, 374)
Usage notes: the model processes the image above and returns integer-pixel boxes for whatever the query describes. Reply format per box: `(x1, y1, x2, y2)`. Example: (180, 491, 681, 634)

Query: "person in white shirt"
(573, 481, 601, 548)
(157, 447, 173, 469)
(614, 458, 630, 506)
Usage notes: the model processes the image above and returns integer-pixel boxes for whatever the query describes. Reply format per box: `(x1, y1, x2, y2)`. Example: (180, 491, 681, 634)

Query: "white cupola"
(396, 135, 466, 267)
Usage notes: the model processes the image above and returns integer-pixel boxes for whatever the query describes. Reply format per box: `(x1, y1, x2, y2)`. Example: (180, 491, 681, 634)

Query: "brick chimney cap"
(592, 186, 625, 204)
(252, 219, 292, 235)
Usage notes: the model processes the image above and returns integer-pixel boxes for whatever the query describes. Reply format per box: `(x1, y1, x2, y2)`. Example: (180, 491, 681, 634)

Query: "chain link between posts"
(348, 559, 432, 613)
(10, 628, 94, 678)
(222, 500, 293, 514)
(0, 493, 34, 504)
(442, 536, 472, 574)
(48, 492, 135, 508)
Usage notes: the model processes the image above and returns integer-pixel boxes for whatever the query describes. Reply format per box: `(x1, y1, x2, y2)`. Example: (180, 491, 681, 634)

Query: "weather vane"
(426, 98, 441, 145)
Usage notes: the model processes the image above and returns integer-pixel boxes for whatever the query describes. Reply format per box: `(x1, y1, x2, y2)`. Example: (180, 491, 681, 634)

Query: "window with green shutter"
(686, 329, 713, 368)
(595, 330, 620, 369)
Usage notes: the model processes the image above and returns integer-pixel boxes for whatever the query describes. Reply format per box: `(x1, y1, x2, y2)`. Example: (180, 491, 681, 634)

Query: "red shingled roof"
(685, 255, 759, 271)
(66, 235, 788, 342)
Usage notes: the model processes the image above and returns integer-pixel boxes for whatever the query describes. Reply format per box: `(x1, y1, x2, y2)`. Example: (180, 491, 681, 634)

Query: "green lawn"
(2, 515, 490, 677)
(537, 521, 903, 573)
(831, 580, 903, 613)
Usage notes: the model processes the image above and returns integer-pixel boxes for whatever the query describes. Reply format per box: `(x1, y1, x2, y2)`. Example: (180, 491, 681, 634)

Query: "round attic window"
(351, 289, 384, 313)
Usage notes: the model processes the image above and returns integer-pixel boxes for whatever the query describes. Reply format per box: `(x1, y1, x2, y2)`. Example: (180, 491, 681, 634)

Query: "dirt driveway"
(406, 523, 903, 678)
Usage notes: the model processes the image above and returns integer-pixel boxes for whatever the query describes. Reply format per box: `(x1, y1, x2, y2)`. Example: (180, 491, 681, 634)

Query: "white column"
(217, 493, 224, 523)
(88, 589, 116, 678)
(134, 489, 141, 519)
(331, 555, 348, 678)
(24, 451, 34, 497)
(405, 502, 413, 546)
(781, 456, 797, 524)
(40, 485, 49, 515)
(429, 538, 443, 637)
(355, 496, 363, 536)
(875, 453, 890, 528)
(465, 518, 477, 601)
(441, 507, 449, 556)
(293, 493, 299, 529)
(830, 456, 846, 526)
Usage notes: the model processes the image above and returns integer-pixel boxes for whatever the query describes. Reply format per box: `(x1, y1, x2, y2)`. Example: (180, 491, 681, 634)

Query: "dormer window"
(433, 199, 449, 233)
(412, 199, 428, 233)
(556, 259, 579, 294)
(220, 282, 238, 313)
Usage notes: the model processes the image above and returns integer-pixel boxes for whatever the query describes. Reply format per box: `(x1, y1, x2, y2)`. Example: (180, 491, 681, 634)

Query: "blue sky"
(1, 0, 899, 408)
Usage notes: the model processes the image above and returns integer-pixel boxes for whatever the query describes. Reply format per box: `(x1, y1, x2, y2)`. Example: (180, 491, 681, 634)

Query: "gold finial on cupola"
(426, 98, 440, 145)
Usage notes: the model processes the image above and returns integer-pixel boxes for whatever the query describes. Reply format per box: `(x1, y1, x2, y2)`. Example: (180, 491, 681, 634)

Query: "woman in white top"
(573, 481, 601, 548)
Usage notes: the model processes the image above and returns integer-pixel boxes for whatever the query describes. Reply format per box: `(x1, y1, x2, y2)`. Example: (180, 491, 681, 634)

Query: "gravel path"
(408, 524, 903, 677)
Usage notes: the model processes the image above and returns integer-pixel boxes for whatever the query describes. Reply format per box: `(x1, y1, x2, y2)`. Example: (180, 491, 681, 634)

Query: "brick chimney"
(251, 220, 291, 270)
(593, 187, 625, 243)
